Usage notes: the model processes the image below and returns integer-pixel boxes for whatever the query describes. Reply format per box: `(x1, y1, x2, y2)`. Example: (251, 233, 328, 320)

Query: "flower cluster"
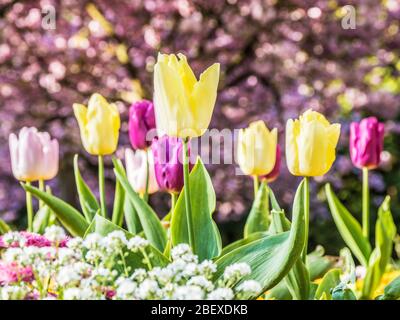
(0, 227, 260, 300)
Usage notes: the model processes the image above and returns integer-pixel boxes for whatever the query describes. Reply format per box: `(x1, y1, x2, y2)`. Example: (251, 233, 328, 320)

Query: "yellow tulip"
(153, 53, 220, 138)
(237, 120, 278, 176)
(286, 109, 341, 177)
(73, 93, 120, 155)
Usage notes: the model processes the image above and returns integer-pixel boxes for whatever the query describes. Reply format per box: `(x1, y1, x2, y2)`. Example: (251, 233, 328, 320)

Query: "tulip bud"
(152, 135, 191, 193)
(128, 100, 156, 150)
(73, 93, 120, 155)
(125, 148, 159, 195)
(350, 117, 384, 170)
(153, 53, 220, 138)
(260, 145, 281, 183)
(9, 127, 59, 182)
(286, 109, 341, 177)
(237, 120, 278, 176)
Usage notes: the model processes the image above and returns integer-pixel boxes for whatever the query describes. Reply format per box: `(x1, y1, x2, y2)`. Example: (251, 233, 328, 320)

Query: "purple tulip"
(260, 145, 281, 183)
(128, 100, 156, 150)
(350, 117, 384, 169)
(151, 135, 191, 193)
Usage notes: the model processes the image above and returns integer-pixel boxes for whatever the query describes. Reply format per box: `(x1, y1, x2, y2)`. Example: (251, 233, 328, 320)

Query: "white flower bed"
(0, 227, 261, 300)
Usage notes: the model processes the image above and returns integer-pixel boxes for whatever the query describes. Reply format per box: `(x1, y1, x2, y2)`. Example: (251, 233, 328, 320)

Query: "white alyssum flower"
(115, 278, 137, 300)
(127, 236, 149, 252)
(236, 280, 262, 296)
(44, 225, 66, 243)
(207, 287, 234, 300)
(223, 263, 251, 281)
(172, 285, 204, 300)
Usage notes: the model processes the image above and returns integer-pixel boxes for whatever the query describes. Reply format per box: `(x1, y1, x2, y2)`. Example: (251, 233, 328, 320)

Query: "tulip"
(125, 148, 159, 195)
(350, 117, 384, 170)
(9, 127, 59, 232)
(73, 93, 120, 217)
(237, 120, 278, 176)
(154, 53, 220, 252)
(129, 100, 156, 150)
(9, 127, 59, 182)
(286, 109, 341, 177)
(73, 93, 120, 156)
(286, 109, 340, 261)
(260, 145, 281, 183)
(349, 117, 384, 239)
(151, 135, 189, 194)
(153, 53, 220, 138)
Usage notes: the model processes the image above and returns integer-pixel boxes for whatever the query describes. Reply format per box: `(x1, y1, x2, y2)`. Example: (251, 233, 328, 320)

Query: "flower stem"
(302, 177, 310, 263)
(26, 181, 33, 232)
(98, 155, 107, 217)
(38, 179, 45, 209)
(253, 175, 259, 198)
(143, 150, 149, 202)
(362, 167, 370, 240)
(183, 138, 195, 252)
(171, 192, 178, 212)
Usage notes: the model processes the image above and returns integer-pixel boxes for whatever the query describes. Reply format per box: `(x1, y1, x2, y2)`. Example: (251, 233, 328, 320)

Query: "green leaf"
(269, 188, 282, 212)
(269, 208, 310, 300)
(113, 158, 167, 252)
(74, 155, 100, 222)
(314, 268, 342, 300)
(111, 178, 125, 226)
(123, 197, 142, 234)
(307, 246, 334, 280)
(362, 196, 396, 299)
(33, 205, 51, 234)
(379, 276, 400, 300)
(331, 283, 357, 300)
(214, 179, 306, 296)
(85, 214, 169, 269)
(220, 231, 270, 257)
(325, 183, 371, 266)
(244, 180, 270, 237)
(0, 218, 11, 235)
(22, 183, 88, 237)
(170, 158, 221, 261)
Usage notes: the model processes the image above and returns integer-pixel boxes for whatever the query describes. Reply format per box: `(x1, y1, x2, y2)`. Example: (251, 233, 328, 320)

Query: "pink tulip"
(9, 127, 59, 181)
(260, 145, 281, 183)
(350, 117, 384, 169)
(128, 100, 156, 150)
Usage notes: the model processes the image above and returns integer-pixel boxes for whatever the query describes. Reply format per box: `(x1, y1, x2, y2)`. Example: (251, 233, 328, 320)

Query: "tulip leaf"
(22, 183, 88, 237)
(0, 218, 11, 235)
(325, 183, 371, 266)
(269, 209, 310, 300)
(33, 205, 51, 234)
(214, 179, 306, 296)
(123, 197, 143, 234)
(244, 180, 270, 237)
(113, 158, 167, 252)
(74, 155, 100, 222)
(220, 231, 269, 257)
(314, 268, 342, 300)
(269, 187, 282, 212)
(111, 178, 125, 227)
(170, 157, 221, 261)
(85, 214, 169, 270)
(378, 276, 400, 300)
(362, 196, 396, 299)
(307, 246, 334, 280)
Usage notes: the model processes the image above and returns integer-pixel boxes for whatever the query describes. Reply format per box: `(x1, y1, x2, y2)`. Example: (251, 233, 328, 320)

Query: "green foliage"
(74, 155, 100, 222)
(362, 196, 396, 299)
(214, 179, 306, 297)
(170, 157, 221, 261)
(113, 158, 167, 252)
(22, 183, 88, 237)
(244, 180, 270, 237)
(325, 183, 371, 266)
